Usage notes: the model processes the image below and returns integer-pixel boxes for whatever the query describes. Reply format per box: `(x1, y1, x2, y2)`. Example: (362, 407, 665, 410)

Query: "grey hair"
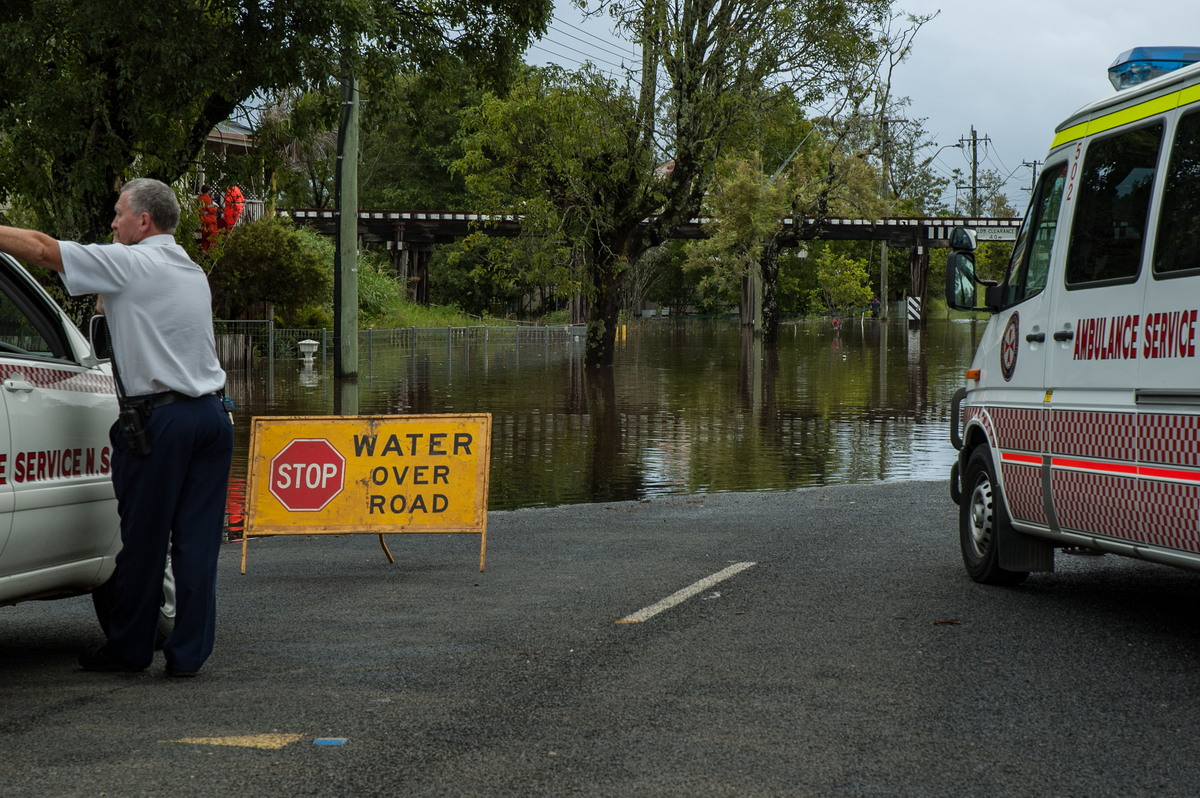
(120, 178, 180, 233)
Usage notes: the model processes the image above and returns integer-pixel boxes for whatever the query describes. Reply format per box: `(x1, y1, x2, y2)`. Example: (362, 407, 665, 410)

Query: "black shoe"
(79, 645, 144, 673)
(165, 665, 200, 678)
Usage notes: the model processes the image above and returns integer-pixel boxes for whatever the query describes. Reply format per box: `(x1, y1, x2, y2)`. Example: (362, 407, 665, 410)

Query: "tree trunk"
(759, 238, 783, 346)
(584, 254, 624, 367)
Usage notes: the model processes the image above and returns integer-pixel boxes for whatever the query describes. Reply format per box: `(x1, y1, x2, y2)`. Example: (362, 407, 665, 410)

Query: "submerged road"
(4, 480, 1200, 796)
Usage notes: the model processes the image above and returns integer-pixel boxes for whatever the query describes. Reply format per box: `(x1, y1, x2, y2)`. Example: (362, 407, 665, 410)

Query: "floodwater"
(222, 318, 984, 530)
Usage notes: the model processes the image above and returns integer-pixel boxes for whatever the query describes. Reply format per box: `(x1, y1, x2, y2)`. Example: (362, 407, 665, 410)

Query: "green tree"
(208, 217, 333, 324)
(0, 0, 551, 242)
(674, 10, 935, 341)
(430, 236, 533, 317)
(253, 88, 343, 210)
(262, 60, 494, 212)
(456, 0, 891, 366)
(682, 155, 791, 312)
(358, 64, 490, 209)
(455, 66, 655, 351)
(814, 246, 873, 313)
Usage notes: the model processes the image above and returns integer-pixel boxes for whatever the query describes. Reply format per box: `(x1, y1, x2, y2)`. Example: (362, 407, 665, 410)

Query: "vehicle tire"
(960, 446, 1029, 586)
(91, 556, 176, 648)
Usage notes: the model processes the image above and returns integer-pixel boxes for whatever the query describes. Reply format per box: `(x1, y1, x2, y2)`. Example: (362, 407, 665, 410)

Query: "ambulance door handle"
(1026, 332, 1045, 342)
(1052, 330, 1074, 342)
(3, 377, 33, 393)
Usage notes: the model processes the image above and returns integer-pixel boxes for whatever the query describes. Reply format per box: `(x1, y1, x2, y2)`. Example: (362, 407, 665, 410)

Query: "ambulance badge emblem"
(1001, 312, 1019, 381)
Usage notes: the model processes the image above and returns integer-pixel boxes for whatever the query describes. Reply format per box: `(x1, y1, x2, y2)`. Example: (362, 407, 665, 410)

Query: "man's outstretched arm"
(0, 227, 63, 272)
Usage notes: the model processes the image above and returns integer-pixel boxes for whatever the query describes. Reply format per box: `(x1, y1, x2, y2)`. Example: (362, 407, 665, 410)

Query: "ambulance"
(945, 47, 1200, 584)
(0, 252, 174, 637)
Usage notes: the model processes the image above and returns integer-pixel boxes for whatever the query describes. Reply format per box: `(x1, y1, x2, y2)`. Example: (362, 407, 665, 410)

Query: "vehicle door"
(1044, 121, 1164, 543)
(0, 257, 119, 582)
(1137, 103, 1200, 554)
(980, 160, 1068, 531)
(0, 380, 12, 566)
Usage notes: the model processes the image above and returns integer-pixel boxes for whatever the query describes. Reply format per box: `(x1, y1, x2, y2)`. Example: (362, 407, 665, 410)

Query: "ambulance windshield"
(1108, 46, 1200, 90)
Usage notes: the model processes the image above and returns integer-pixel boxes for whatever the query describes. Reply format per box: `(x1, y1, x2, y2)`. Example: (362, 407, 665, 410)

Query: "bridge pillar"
(907, 243, 930, 327)
(410, 244, 433, 305)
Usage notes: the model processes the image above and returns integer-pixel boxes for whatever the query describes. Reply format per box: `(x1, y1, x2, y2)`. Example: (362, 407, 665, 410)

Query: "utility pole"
(956, 126, 991, 215)
(878, 117, 905, 321)
(1023, 160, 1042, 194)
(334, 69, 359, 381)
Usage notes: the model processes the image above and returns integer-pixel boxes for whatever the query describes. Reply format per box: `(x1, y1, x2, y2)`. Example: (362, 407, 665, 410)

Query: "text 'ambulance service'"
(946, 46, 1200, 585)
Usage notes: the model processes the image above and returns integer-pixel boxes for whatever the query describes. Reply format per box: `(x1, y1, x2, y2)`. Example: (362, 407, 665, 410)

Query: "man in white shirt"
(0, 178, 233, 677)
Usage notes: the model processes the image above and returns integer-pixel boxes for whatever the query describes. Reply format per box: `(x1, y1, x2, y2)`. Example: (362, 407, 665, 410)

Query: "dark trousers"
(104, 394, 233, 671)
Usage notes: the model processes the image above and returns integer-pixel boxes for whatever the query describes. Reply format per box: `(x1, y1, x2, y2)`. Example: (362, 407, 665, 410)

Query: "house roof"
(206, 120, 254, 153)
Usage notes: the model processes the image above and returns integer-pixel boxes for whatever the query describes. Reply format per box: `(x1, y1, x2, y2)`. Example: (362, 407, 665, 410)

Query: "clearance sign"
(241, 414, 492, 573)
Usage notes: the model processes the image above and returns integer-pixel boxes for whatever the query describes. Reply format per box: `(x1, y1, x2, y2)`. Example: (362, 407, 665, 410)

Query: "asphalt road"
(4, 480, 1200, 797)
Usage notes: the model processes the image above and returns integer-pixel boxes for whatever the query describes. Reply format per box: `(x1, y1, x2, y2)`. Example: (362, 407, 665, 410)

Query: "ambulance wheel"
(91, 558, 177, 648)
(961, 447, 1028, 586)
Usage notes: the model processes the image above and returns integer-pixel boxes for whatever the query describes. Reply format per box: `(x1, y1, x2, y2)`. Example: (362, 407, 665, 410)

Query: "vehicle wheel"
(91, 556, 176, 648)
(960, 447, 1028, 585)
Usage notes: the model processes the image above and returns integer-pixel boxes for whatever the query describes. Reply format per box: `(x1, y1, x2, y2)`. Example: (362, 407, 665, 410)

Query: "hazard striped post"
(907, 296, 922, 324)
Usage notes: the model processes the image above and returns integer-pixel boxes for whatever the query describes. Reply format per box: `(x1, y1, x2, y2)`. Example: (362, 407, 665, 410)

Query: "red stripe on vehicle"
(1051, 457, 1138, 477)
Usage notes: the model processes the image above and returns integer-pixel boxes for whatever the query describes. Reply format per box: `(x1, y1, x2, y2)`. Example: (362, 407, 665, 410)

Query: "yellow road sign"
(242, 414, 491, 572)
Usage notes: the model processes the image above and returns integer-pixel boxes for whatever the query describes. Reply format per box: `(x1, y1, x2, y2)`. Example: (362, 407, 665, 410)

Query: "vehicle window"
(1066, 122, 1163, 287)
(1153, 108, 1200, 276)
(1001, 162, 1068, 306)
(0, 266, 70, 359)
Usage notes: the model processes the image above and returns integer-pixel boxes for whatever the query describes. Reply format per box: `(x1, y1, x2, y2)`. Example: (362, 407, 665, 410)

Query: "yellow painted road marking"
(164, 733, 304, 750)
(616, 562, 757, 623)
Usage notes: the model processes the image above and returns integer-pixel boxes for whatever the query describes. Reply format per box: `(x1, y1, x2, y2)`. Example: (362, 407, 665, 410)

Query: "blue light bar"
(1109, 46, 1200, 90)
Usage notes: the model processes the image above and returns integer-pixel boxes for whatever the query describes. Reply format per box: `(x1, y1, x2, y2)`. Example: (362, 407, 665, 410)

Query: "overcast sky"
(526, 1, 1200, 214)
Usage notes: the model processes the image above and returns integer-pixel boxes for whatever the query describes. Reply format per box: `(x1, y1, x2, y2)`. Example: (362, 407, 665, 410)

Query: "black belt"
(128, 391, 217, 410)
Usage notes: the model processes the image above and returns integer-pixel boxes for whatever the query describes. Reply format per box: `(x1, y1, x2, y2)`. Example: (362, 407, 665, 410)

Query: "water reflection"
(223, 318, 983, 525)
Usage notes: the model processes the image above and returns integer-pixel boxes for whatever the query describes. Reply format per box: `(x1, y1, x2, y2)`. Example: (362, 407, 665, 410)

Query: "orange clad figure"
(198, 185, 219, 251)
(221, 185, 245, 231)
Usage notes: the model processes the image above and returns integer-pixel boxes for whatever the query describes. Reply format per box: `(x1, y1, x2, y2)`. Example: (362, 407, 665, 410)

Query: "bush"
(207, 217, 333, 322)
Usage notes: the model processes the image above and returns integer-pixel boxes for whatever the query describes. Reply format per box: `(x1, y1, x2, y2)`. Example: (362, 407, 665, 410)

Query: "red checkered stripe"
(1052, 470, 1140, 542)
(1048, 410, 1200, 552)
(0, 363, 115, 395)
(1139, 413, 1200, 552)
(987, 407, 1043, 453)
(962, 405, 981, 439)
(1141, 413, 1200, 468)
(962, 406, 991, 438)
(1141, 481, 1200, 552)
(1000, 459, 1046, 524)
(975, 406, 1045, 525)
(1048, 410, 1200, 491)
(1046, 409, 1140, 542)
(1051, 410, 1136, 462)
(971, 404, 1200, 552)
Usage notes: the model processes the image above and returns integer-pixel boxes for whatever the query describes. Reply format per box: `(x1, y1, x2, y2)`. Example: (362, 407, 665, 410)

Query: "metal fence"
(213, 320, 587, 368)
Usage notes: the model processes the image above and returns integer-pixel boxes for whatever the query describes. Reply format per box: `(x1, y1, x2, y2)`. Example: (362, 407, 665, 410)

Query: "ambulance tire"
(960, 446, 1029, 586)
(91, 560, 177, 649)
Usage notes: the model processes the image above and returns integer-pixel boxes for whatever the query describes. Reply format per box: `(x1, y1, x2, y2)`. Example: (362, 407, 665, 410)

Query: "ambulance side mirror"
(88, 314, 113, 361)
(949, 227, 977, 252)
(944, 227, 998, 312)
(945, 252, 980, 310)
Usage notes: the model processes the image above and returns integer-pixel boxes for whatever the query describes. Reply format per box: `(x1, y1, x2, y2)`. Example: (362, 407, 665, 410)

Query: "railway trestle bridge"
(287, 209, 1021, 322)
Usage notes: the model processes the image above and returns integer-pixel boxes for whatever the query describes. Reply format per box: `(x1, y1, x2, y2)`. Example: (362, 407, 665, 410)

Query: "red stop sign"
(269, 438, 346, 511)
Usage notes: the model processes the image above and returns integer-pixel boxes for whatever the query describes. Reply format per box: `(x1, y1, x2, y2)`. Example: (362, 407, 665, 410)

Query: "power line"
(526, 14, 641, 73)
(552, 17, 634, 56)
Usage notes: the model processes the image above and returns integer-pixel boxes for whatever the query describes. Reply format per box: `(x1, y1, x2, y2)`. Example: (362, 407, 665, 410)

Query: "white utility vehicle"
(0, 251, 173, 634)
(946, 47, 1200, 584)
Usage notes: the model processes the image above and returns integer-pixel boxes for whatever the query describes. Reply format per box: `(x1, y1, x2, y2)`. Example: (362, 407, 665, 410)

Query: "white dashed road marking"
(615, 562, 757, 623)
